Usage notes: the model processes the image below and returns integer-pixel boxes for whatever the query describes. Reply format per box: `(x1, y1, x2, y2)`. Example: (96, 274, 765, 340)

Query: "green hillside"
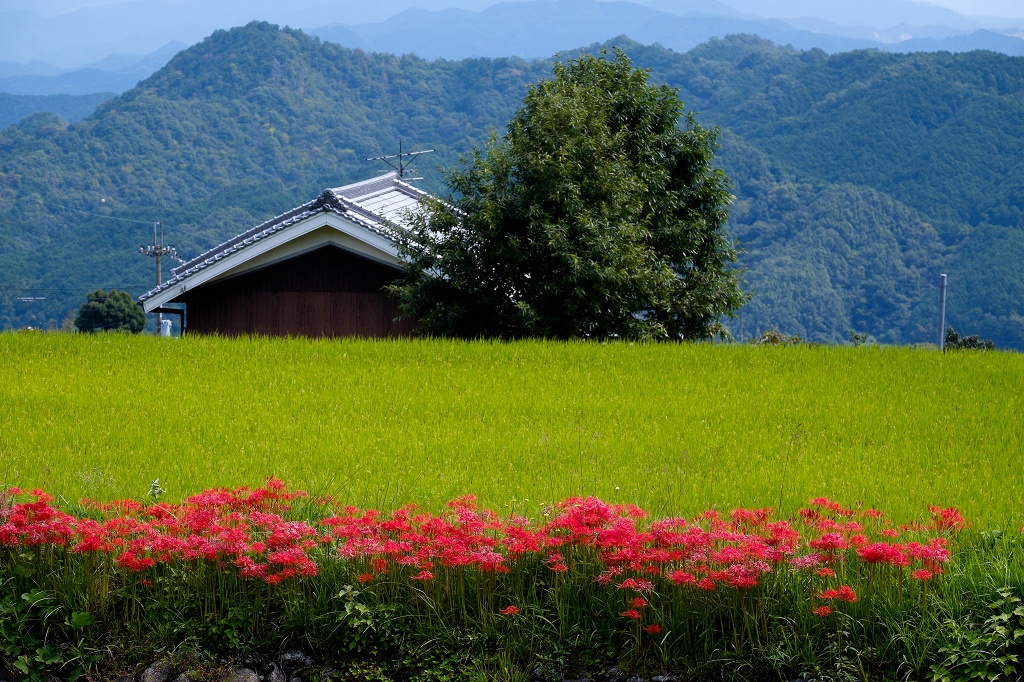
(0, 24, 1021, 347)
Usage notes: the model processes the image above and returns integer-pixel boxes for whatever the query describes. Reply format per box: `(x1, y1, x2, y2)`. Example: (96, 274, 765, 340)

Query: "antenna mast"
(366, 140, 434, 180)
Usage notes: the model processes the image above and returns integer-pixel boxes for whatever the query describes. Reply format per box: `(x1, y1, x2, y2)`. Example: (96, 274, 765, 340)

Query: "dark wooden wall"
(178, 245, 416, 338)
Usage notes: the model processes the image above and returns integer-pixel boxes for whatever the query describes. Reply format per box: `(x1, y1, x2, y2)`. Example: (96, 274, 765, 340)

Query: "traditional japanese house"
(139, 172, 425, 337)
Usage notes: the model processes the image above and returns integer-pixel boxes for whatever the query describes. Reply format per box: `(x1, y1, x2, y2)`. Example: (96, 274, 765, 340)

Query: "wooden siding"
(178, 246, 415, 338)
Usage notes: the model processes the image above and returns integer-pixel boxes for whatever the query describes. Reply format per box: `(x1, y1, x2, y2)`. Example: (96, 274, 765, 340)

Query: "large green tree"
(73, 289, 146, 333)
(389, 49, 746, 340)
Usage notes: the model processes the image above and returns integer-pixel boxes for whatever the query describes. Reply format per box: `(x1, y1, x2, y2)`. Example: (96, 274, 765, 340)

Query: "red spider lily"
(499, 606, 520, 615)
(912, 569, 933, 581)
(618, 578, 654, 592)
(642, 623, 663, 634)
(928, 506, 966, 531)
(814, 605, 833, 617)
(620, 609, 641, 620)
(0, 484, 963, 618)
(819, 585, 857, 602)
(810, 533, 849, 551)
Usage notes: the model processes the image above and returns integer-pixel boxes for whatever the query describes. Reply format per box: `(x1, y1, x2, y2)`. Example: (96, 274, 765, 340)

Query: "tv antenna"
(366, 140, 433, 180)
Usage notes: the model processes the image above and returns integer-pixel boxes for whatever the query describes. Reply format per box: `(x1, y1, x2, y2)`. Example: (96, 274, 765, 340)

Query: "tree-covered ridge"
(0, 24, 1021, 347)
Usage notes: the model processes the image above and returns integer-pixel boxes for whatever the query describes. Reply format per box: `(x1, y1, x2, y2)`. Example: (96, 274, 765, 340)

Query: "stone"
(280, 652, 313, 672)
(652, 676, 680, 682)
(172, 674, 193, 682)
(605, 667, 624, 680)
(626, 677, 647, 682)
(287, 676, 305, 682)
(225, 669, 259, 682)
(263, 663, 286, 682)
(141, 662, 172, 682)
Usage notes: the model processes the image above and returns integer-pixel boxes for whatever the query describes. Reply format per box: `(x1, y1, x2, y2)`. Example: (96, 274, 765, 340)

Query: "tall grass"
(1, 484, 1021, 681)
(0, 332, 1021, 525)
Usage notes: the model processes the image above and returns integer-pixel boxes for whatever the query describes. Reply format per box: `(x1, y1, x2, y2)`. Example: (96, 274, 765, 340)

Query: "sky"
(6, 0, 1022, 19)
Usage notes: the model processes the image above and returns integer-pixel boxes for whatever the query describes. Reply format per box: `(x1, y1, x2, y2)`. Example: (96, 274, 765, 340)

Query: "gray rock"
(626, 677, 647, 682)
(605, 667, 624, 680)
(287, 676, 305, 682)
(652, 676, 680, 682)
(263, 663, 286, 682)
(280, 652, 313, 672)
(225, 669, 259, 682)
(141, 662, 172, 682)
(172, 674, 193, 682)
(113, 677, 136, 682)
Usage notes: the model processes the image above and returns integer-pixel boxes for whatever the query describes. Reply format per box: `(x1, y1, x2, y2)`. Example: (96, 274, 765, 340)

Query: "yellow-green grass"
(0, 332, 1020, 526)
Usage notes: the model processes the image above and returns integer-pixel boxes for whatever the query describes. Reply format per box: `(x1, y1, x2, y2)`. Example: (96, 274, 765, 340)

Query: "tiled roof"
(139, 172, 428, 304)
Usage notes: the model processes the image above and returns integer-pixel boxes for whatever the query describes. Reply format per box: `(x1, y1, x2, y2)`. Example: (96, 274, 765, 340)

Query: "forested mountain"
(0, 23, 1021, 347)
(0, 93, 114, 128)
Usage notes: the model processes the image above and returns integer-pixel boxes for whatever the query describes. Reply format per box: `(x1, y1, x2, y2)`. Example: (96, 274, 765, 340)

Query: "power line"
(0, 285, 146, 293)
(55, 205, 156, 225)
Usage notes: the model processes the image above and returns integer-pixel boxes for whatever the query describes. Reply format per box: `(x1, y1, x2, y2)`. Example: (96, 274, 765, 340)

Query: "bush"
(945, 326, 995, 351)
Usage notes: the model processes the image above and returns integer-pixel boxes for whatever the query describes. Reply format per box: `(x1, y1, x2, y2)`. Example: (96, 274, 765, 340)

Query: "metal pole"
(937, 273, 947, 349)
(155, 221, 163, 334)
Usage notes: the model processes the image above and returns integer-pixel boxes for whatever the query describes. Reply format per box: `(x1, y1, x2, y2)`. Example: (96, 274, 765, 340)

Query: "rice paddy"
(1, 332, 1021, 526)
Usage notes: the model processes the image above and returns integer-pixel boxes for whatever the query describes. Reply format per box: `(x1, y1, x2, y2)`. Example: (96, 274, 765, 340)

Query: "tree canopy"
(389, 49, 746, 340)
(74, 289, 146, 333)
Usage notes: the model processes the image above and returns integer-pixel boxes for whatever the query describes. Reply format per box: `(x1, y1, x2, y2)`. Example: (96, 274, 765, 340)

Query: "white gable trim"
(142, 211, 401, 312)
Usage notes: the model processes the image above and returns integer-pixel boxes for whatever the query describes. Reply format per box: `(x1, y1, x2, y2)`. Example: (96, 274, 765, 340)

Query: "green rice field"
(1, 332, 1021, 526)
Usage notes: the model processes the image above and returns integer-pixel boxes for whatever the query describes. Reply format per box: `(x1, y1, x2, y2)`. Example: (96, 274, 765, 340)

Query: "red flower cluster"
(0, 486, 961, 600)
(1, 480, 316, 583)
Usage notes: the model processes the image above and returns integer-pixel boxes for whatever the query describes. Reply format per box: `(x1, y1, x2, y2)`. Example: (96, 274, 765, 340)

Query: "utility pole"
(366, 140, 434, 180)
(140, 221, 179, 334)
(937, 273, 947, 350)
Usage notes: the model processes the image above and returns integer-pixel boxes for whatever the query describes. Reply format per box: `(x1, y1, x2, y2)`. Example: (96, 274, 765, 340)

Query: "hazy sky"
(9, 0, 1024, 19)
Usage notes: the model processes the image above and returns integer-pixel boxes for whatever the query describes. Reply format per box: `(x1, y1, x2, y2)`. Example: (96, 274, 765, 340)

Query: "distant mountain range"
(308, 0, 1024, 61)
(0, 23, 1021, 347)
(2, 0, 1023, 98)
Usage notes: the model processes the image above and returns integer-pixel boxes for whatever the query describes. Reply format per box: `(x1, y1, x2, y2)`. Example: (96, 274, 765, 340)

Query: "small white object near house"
(159, 319, 173, 337)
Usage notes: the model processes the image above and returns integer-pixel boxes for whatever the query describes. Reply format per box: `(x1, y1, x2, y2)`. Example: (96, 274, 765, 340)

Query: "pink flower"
(499, 606, 520, 616)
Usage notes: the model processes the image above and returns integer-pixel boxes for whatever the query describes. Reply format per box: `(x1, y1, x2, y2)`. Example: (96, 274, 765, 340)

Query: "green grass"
(1, 332, 1021, 526)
